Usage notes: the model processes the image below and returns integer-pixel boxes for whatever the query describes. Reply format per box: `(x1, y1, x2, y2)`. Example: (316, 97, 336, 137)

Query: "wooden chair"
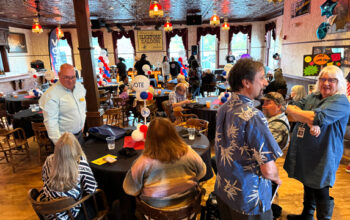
(28, 188, 109, 220)
(0, 127, 30, 173)
(0, 110, 10, 130)
(135, 187, 205, 220)
(184, 119, 209, 137)
(31, 122, 53, 163)
(162, 100, 171, 120)
(173, 108, 198, 126)
(104, 107, 123, 127)
(112, 97, 130, 126)
(99, 90, 111, 110)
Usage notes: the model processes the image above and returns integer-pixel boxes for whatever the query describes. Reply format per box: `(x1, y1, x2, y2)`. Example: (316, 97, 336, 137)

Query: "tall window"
(92, 37, 102, 71)
(200, 34, 217, 70)
(57, 39, 73, 67)
(169, 35, 186, 61)
(230, 32, 248, 59)
(266, 30, 277, 68)
(117, 36, 134, 69)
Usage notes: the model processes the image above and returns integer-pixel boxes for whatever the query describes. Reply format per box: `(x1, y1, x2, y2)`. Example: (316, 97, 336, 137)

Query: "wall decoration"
(137, 30, 163, 51)
(303, 53, 342, 76)
(8, 33, 27, 53)
(328, 0, 350, 33)
(291, 0, 311, 18)
(313, 46, 350, 67)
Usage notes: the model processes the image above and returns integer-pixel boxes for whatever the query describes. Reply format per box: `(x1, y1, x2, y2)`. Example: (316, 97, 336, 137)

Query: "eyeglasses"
(319, 78, 338, 83)
(61, 76, 76, 80)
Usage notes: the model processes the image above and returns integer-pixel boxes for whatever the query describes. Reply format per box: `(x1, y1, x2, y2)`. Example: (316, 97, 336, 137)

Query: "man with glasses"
(39, 63, 86, 145)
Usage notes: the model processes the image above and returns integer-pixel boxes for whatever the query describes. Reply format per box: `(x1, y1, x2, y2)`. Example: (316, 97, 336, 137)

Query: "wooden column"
(72, 0, 103, 128)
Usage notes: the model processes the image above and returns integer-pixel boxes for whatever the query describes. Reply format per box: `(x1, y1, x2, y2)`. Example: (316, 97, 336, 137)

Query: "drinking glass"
(206, 101, 211, 108)
(188, 128, 196, 140)
(106, 136, 116, 150)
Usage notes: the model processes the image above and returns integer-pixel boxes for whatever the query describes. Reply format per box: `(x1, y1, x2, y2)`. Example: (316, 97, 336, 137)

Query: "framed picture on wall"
(312, 46, 350, 67)
(291, 0, 311, 18)
(8, 33, 27, 53)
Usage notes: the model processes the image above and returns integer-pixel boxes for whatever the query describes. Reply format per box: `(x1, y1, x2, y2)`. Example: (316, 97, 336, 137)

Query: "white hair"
(314, 65, 347, 95)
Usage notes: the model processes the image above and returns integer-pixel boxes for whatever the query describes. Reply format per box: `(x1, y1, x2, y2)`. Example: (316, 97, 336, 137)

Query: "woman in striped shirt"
(41, 132, 97, 220)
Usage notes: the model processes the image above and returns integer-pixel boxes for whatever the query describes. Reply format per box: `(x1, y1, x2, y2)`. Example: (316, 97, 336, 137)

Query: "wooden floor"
(1, 139, 350, 219)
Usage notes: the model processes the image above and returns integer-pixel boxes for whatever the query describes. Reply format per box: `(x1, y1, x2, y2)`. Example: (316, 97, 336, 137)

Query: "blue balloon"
(222, 71, 226, 76)
(224, 93, 230, 98)
(140, 91, 148, 100)
(221, 97, 227, 103)
(316, 22, 330, 40)
(98, 60, 101, 63)
(320, 0, 337, 18)
(53, 79, 58, 83)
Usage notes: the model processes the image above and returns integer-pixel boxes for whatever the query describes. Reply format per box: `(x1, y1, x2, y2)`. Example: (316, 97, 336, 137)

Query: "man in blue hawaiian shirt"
(215, 58, 283, 219)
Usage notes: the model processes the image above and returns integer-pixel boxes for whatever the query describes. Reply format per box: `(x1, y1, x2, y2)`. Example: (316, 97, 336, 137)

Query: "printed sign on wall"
(137, 30, 163, 51)
(303, 53, 341, 76)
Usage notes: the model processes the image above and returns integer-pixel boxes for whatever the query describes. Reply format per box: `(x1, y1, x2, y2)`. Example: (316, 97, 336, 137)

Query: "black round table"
(82, 131, 212, 219)
(129, 89, 171, 111)
(186, 96, 220, 141)
(5, 94, 39, 114)
(12, 109, 43, 138)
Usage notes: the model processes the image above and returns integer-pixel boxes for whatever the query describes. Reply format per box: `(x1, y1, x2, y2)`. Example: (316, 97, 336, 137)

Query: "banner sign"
(137, 30, 163, 51)
(303, 53, 341, 76)
(48, 29, 60, 75)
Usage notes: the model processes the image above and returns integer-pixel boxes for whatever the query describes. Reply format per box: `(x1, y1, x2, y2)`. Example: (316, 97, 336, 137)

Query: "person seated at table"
(169, 83, 191, 109)
(40, 132, 97, 220)
(200, 69, 216, 97)
(118, 84, 129, 105)
(123, 117, 206, 209)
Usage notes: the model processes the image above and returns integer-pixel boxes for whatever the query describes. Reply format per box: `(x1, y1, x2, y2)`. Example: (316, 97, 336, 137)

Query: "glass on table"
(106, 136, 116, 150)
(188, 128, 196, 140)
(206, 101, 211, 108)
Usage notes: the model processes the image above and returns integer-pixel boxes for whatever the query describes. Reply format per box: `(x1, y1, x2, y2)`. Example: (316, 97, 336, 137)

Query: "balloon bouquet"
(130, 75, 154, 142)
(178, 57, 188, 77)
(217, 63, 233, 104)
(28, 68, 44, 97)
(97, 49, 111, 86)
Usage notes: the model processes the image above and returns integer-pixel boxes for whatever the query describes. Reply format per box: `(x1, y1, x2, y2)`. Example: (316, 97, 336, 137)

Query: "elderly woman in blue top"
(285, 65, 350, 220)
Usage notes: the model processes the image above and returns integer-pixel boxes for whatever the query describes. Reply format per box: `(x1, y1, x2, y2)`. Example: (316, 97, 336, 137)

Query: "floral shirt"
(215, 93, 282, 215)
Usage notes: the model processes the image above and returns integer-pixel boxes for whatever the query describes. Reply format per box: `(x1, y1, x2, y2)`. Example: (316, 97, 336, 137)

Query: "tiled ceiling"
(0, 0, 284, 28)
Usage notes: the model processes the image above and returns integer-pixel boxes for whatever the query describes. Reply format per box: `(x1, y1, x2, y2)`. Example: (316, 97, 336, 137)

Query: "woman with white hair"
(284, 65, 350, 220)
(40, 132, 97, 219)
(290, 85, 307, 103)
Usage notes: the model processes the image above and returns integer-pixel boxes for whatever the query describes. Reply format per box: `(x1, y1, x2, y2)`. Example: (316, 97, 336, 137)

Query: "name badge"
(79, 97, 85, 102)
(297, 127, 305, 138)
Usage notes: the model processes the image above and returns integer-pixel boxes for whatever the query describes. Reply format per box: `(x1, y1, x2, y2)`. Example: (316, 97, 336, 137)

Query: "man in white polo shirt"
(39, 63, 86, 145)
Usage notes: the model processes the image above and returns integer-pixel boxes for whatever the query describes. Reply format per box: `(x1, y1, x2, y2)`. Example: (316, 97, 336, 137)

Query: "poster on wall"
(291, 0, 311, 18)
(312, 46, 350, 67)
(48, 29, 60, 74)
(137, 30, 163, 51)
(303, 53, 341, 76)
(8, 33, 27, 53)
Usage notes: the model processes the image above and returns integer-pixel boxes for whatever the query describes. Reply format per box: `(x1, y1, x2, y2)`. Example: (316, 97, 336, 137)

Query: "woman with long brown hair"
(123, 118, 206, 208)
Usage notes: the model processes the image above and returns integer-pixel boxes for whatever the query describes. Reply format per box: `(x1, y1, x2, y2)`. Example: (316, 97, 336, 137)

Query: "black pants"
(217, 196, 273, 220)
(304, 185, 330, 203)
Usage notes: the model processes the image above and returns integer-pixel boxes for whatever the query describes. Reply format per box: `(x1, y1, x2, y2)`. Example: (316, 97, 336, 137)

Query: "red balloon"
(107, 78, 111, 82)
(99, 69, 102, 74)
(103, 74, 107, 78)
(140, 125, 148, 133)
(105, 66, 110, 71)
(144, 132, 147, 139)
(98, 80, 103, 86)
(33, 74, 37, 78)
(147, 92, 153, 100)
(98, 56, 104, 61)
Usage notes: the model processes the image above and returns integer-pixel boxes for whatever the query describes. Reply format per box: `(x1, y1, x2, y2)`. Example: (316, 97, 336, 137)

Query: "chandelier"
(32, 0, 43, 34)
(32, 18, 43, 34)
(164, 18, 173, 32)
(149, 0, 164, 18)
(210, 11, 220, 26)
(222, 18, 229, 30)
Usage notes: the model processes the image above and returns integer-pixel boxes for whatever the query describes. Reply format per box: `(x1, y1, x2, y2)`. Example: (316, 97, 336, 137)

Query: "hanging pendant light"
(221, 18, 230, 30)
(149, 0, 164, 18)
(56, 25, 64, 39)
(210, 11, 220, 26)
(164, 17, 173, 32)
(32, 18, 43, 34)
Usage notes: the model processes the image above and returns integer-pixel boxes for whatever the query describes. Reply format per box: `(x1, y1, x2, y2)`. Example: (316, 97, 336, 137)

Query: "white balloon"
(44, 70, 55, 81)
(131, 75, 150, 92)
(98, 62, 104, 68)
(104, 57, 110, 65)
(142, 64, 151, 72)
(28, 68, 37, 75)
(224, 64, 233, 73)
(136, 124, 143, 131)
(220, 92, 225, 97)
(131, 130, 144, 142)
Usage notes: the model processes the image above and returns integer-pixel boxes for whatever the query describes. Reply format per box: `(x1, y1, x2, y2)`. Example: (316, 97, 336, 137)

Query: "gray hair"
(291, 85, 306, 102)
(314, 65, 347, 95)
(48, 132, 86, 192)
